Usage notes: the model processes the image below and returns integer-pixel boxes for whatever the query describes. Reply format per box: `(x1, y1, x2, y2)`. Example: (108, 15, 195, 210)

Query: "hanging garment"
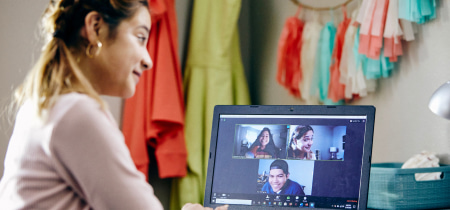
(276, 7, 304, 98)
(328, 7, 351, 103)
(310, 21, 337, 104)
(398, 0, 437, 24)
(300, 11, 322, 104)
(170, 0, 251, 209)
(122, 0, 187, 179)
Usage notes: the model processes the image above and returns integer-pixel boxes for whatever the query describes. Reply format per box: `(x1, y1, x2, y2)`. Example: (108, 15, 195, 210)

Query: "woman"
(247, 127, 279, 159)
(0, 0, 224, 209)
(287, 125, 316, 160)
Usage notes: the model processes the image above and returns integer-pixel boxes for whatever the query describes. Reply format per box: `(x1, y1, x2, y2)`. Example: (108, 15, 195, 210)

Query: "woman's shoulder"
(48, 93, 119, 148)
(48, 93, 107, 125)
(56, 92, 100, 109)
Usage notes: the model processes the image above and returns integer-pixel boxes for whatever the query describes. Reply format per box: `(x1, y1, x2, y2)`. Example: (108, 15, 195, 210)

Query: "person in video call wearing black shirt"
(261, 160, 305, 195)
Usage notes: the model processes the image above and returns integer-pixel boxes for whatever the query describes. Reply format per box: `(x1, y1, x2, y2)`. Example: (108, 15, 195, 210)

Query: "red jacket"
(122, 0, 187, 179)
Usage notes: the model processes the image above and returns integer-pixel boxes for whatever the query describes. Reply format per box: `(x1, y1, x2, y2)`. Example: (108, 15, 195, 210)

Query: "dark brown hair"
(48, 0, 148, 46)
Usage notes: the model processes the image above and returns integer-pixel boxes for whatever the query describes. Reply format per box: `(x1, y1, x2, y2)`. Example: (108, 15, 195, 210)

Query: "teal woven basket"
(368, 163, 450, 209)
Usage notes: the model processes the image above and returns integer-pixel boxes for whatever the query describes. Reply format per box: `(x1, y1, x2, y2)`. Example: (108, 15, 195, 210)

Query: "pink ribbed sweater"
(0, 93, 163, 210)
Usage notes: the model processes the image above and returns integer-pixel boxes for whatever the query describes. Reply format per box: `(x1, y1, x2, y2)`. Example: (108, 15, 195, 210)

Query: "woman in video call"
(247, 127, 280, 158)
(287, 125, 316, 160)
(0, 0, 225, 209)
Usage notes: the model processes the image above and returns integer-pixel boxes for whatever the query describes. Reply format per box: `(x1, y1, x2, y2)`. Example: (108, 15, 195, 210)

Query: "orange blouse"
(122, 0, 187, 179)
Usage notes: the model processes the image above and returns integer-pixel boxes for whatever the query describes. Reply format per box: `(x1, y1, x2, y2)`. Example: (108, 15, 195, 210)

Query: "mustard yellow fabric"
(170, 0, 250, 209)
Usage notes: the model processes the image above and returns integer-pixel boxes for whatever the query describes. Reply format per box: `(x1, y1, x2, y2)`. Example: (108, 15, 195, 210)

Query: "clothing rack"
(290, 0, 353, 11)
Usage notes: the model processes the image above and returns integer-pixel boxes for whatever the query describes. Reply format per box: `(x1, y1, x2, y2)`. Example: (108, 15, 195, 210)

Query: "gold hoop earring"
(86, 41, 102, 58)
(64, 76, 72, 87)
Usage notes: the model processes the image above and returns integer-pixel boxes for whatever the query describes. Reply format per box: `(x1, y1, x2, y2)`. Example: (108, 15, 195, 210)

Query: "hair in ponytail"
(14, 0, 148, 118)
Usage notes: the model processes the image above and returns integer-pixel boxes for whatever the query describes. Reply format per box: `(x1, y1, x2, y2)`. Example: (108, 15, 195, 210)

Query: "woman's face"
(297, 130, 314, 152)
(259, 130, 270, 146)
(91, 6, 152, 98)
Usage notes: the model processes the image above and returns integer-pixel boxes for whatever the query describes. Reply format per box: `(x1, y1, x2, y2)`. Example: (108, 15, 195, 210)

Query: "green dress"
(170, 0, 250, 209)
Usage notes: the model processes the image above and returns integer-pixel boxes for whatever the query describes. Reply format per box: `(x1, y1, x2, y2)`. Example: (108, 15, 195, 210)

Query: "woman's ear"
(80, 11, 105, 43)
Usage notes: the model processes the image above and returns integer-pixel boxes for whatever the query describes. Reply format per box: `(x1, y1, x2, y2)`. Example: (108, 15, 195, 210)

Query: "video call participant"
(261, 160, 305, 195)
(287, 125, 316, 160)
(246, 127, 280, 158)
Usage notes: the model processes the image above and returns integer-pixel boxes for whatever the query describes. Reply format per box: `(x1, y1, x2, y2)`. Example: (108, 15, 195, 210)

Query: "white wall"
(245, 0, 450, 163)
(0, 0, 48, 178)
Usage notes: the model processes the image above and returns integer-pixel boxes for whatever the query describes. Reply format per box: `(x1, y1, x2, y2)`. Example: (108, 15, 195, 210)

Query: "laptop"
(204, 105, 375, 210)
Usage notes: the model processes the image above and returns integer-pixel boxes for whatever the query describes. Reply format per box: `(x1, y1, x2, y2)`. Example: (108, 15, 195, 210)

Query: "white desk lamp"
(428, 81, 450, 164)
(428, 81, 450, 119)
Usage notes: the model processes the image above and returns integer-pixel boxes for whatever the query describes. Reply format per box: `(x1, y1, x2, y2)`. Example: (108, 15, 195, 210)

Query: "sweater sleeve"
(50, 97, 163, 210)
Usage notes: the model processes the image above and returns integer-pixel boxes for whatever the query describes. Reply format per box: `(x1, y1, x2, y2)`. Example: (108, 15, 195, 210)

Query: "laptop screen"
(204, 106, 374, 210)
